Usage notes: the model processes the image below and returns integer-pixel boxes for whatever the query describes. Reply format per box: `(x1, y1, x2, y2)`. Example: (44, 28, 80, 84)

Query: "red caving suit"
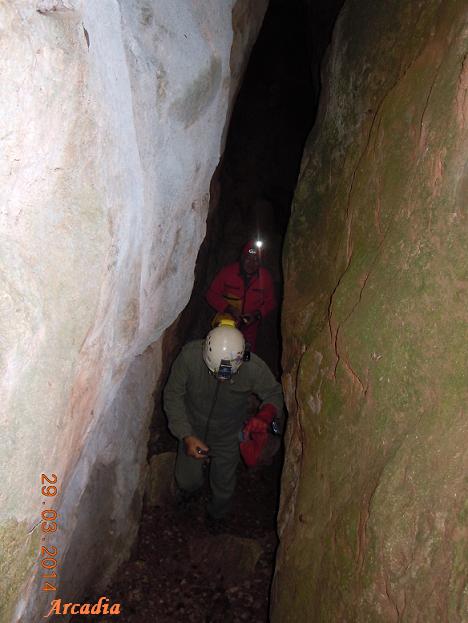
(206, 262, 276, 352)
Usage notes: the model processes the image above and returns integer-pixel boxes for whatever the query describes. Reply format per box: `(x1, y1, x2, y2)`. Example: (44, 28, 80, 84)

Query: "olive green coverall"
(164, 340, 283, 518)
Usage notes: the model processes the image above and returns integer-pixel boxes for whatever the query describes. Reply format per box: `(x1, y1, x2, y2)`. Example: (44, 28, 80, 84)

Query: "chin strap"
(202, 380, 221, 445)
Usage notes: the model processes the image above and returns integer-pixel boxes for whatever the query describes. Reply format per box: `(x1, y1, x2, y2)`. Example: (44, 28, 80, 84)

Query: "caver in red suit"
(206, 240, 276, 352)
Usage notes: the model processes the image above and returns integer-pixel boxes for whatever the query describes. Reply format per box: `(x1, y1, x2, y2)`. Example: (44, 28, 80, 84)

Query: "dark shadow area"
(71, 1, 343, 621)
(178, 0, 318, 376)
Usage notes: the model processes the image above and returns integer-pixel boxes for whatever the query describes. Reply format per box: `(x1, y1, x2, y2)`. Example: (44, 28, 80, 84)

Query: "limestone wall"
(0, 1, 267, 621)
(274, 0, 467, 621)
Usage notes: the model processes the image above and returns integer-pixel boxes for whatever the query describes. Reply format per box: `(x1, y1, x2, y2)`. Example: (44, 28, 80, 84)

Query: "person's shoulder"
(258, 266, 273, 280)
(222, 261, 240, 273)
(211, 261, 240, 280)
(180, 339, 203, 359)
(245, 352, 271, 374)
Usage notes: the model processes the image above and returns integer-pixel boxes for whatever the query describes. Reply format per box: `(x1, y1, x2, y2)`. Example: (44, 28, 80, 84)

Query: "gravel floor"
(70, 456, 282, 623)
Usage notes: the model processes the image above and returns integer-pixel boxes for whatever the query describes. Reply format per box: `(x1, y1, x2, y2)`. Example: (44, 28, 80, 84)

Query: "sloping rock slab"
(190, 535, 263, 585)
(145, 452, 176, 507)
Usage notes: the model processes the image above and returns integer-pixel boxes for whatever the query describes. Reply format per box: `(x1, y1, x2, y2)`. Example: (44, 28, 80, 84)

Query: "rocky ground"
(70, 454, 282, 623)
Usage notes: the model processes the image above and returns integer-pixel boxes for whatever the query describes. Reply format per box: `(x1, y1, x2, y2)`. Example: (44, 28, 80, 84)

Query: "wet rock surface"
(70, 458, 282, 623)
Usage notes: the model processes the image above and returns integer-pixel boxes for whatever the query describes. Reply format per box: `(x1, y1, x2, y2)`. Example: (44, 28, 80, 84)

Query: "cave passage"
(70, 1, 341, 621)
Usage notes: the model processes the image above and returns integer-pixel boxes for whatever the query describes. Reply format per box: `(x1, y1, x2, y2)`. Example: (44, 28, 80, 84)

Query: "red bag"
(240, 404, 277, 467)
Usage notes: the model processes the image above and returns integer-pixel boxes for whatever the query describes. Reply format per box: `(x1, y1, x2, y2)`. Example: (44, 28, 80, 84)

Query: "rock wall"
(274, 1, 467, 621)
(0, 1, 267, 621)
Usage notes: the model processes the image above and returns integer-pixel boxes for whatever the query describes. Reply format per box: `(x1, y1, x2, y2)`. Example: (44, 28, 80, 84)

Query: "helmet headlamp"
(247, 240, 263, 255)
(217, 359, 233, 381)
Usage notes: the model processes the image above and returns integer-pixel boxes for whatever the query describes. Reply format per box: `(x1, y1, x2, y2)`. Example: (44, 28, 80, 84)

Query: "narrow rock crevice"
(68, 2, 342, 621)
(4, 0, 464, 621)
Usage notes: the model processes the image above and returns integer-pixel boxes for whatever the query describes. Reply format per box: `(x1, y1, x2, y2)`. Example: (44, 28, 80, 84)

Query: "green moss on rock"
(0, 520, 40, 623)
(274, 0, 468, 621)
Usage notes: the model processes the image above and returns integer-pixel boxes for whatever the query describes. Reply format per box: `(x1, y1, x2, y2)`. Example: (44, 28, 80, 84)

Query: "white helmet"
(203, 320, 245, 380)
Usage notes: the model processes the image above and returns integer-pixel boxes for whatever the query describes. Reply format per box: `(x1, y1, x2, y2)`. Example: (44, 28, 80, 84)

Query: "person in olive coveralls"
(164, 321, 283, 522)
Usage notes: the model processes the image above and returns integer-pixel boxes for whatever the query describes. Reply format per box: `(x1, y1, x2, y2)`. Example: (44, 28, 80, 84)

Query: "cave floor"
(70, 457, 282, 623)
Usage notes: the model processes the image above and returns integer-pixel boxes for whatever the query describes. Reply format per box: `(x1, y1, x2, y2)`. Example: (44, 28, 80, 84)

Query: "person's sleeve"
(259, 270, 276, 317)
(163, 349, 194, 441)
(206, 268, 230, 312)
(253, 360, 284, 419)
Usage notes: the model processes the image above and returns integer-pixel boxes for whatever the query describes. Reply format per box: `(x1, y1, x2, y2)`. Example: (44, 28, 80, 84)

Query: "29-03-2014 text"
(38, 473, 122, 617)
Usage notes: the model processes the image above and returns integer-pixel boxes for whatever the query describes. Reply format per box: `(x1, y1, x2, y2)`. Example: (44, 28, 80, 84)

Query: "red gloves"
(253, 403, 276, 425)
(240, 404, 277, 467)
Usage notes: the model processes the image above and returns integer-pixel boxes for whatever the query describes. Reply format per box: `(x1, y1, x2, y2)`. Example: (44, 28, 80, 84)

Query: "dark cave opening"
(71, 2, 343, 622)
(180, 0, 319, 375)
(171, 0, 346, 378)
(149, 0, 344, 491)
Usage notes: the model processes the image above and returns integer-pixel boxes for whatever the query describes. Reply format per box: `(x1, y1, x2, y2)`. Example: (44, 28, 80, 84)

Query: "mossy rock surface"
(274, 0, 468, 621)
(0, 520, 40, 623)
(146, 452, 176, 507)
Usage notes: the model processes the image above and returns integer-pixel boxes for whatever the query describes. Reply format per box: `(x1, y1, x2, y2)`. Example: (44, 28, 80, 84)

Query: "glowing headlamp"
(248, 240, 263, 254)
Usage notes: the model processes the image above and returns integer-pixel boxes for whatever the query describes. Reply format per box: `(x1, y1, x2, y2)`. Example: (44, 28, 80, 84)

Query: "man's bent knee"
(175, 455, 204, 493)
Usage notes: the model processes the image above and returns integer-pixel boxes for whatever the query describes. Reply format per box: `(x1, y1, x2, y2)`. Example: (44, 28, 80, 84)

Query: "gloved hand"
(242, 415, 269, 436)
(254, 403, 276, 425)
(240, 404, 277, 467)
(225, 305, 242, 323)
(240, 310, 261, 326)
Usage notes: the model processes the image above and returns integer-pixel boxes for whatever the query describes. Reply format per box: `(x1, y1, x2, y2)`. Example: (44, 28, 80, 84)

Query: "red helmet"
(241, 239, 263, 257)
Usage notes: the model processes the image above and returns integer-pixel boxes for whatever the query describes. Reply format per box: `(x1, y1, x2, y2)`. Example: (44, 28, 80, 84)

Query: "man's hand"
(240, 310, 261, 326)
(183, 435, 209, 460)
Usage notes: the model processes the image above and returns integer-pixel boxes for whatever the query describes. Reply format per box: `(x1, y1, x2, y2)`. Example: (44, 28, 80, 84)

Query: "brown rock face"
(273, 1, 467, 621)
(146, 452, 176, 507)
